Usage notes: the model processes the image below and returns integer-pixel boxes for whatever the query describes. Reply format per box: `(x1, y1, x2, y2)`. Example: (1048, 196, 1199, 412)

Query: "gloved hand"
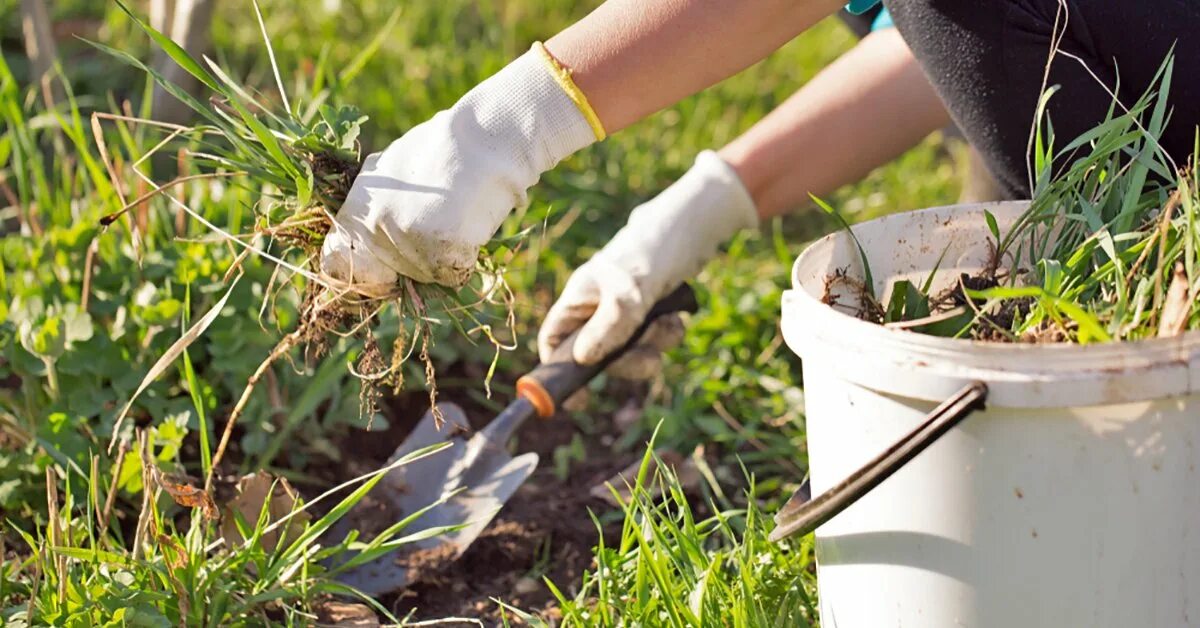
(538, 150, 759, 389)
(321, 43, 604, 293)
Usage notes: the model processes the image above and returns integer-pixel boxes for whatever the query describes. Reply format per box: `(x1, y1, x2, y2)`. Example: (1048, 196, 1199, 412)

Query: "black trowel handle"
(516, 284, 699, 418)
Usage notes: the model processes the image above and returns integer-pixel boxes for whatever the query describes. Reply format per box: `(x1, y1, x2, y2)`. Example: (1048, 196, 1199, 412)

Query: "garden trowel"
(329, 284, 699, 596)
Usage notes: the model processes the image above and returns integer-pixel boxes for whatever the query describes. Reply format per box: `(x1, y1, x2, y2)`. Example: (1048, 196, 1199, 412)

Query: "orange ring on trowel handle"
(516, 376, 556, 418)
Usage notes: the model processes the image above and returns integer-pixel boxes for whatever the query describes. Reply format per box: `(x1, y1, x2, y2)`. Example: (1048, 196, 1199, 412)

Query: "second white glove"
(538, 150, 759, 373)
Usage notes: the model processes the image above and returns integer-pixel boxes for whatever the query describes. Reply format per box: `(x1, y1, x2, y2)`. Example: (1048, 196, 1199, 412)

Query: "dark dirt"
(840, 239, 1051, 342)
(393, 541, 458, 587)
(836, 235, 1063, 342)
(940, 272, 1000, 307)
(324, 379, 642, 624)
(347, 492, 404, 540)
(821, 267, 885, 322)
(937, 272, 1063, 342)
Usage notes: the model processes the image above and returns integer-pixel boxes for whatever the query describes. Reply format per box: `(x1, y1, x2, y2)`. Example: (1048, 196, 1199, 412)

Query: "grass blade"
(109, 277, 240, 451)
(252, 0, 291, 115)
(811, 193, 874, 298)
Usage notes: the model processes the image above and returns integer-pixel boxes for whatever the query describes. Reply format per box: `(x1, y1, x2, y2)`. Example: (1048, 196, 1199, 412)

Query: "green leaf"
(200, 59, 301, 178)
(921, 243, 952, 294)
(295, 164, 314, 209)
(984, 210, 1000, 242)
(182, 286, 212, 478)
(1032, 84, 1061, 184)
(85, 41, 250, 150)
(277, 441, 453, 560)
(52, 546, 132, 566)
(256, 348, 348, 468)
(109, 278, 240, 450)
(911, 309, 974, 338)
(1049, 297, 1111, 343)
(903, 280, 931, 320)
(967, 286, 1043, 301)
(810, 194, 874, 298)
(20, 315, 65, 359)
(1039, 259, 1065, 295)
(884, 280, 909, 324)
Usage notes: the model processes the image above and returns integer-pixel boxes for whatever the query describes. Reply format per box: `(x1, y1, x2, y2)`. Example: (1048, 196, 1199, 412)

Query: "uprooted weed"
(94, 1, 518, 490)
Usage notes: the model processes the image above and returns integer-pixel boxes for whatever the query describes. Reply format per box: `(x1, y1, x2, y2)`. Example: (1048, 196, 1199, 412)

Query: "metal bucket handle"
(770, 381, 988, 542)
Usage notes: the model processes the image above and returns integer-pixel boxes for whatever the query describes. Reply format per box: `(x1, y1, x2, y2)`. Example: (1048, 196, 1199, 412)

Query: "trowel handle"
(516, 284, 699, 418)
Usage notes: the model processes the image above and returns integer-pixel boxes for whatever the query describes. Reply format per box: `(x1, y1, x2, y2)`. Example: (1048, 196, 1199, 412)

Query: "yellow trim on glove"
(532, 42, 607, 141)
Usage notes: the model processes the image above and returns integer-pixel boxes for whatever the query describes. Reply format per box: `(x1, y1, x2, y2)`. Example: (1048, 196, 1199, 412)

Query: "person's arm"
(720, 27, 950, 217)
(546, 0, 846, 133)
(539, 27, 951, 376)
(321, 0, 844, 291)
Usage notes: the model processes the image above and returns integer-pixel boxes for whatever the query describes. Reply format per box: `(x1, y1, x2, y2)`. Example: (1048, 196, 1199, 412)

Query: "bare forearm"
(546, 0, 844, 133)
(719, 28, 950, 218)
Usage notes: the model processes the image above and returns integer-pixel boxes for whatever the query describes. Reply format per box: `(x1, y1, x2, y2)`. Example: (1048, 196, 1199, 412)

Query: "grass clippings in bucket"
(843, 56, 1197, 344)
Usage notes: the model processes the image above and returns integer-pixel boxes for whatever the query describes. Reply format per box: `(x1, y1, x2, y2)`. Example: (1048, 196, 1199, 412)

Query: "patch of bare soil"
(346, 492, 404, 540)
(324, 379, 640, 624)
(393, 542, 458, 587)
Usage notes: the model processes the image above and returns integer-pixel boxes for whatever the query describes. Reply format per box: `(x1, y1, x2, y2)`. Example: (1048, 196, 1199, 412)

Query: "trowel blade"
(331, 403, 540, 596)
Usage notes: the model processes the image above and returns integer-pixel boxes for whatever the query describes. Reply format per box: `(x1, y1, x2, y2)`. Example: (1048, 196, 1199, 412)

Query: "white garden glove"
(321, 43, 605, 293)
(538, 150, 759, 384)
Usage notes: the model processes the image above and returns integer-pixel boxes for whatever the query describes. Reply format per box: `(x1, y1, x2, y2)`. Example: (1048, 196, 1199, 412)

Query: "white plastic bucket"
(781, 201, 1200, 627)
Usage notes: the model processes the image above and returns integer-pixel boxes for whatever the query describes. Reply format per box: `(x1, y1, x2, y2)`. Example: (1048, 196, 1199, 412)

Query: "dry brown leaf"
(218, 471, 310, 554)
(151, 465, 218, 521)
(1158, 262, 1191, 338)
(155, 532, 189, 570)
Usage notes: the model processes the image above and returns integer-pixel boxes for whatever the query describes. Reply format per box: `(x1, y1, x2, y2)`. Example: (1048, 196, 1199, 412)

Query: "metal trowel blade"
(330, 403, 539, 596)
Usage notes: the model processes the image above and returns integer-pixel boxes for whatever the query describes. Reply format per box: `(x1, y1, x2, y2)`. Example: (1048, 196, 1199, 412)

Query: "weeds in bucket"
(90, 2, 520, 481)
(853, 54, 1198, 343)
(982, 56, 1196, 342)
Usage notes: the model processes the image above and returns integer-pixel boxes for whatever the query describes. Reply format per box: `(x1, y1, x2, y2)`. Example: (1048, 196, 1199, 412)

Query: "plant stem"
(42, 357, 59, 401)
(205, 327, 303, 493)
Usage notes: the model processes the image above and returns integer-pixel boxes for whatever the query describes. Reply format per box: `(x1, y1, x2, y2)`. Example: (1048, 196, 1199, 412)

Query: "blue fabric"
(845, 1, 892, 31)
(872, 7, 894, 30)
(845, 0, 881, 15)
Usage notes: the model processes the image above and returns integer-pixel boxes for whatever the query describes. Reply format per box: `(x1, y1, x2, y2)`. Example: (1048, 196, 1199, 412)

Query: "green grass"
(555, 444, 819, 627)
(871, 55, 1199, 344)
(983, 56, 1199, 342)
(0, 1, 963, 624)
